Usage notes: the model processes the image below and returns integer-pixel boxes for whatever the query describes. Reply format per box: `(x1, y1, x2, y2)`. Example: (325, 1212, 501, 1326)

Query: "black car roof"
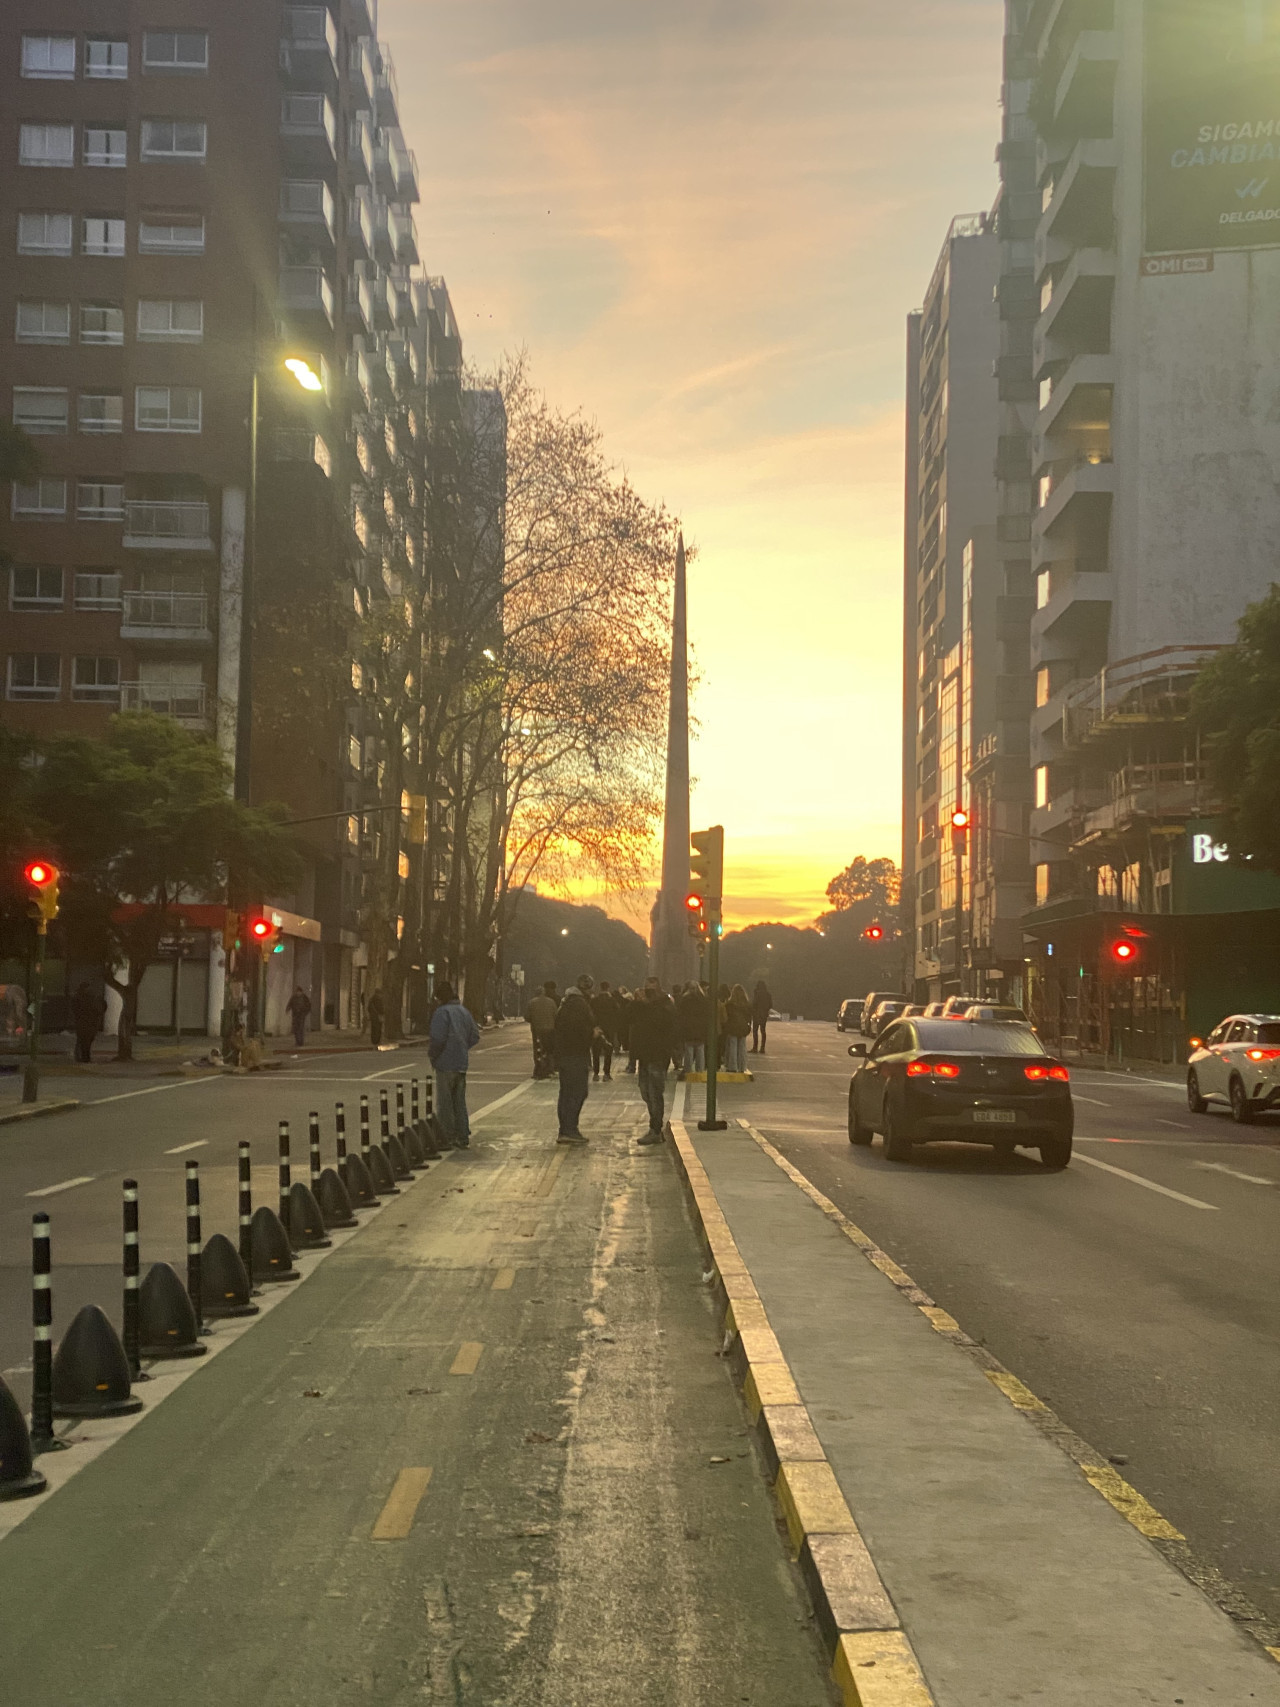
(908, 1019, 1047, 1055)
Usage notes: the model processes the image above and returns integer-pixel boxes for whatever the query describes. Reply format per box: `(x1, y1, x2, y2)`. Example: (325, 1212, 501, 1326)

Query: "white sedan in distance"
(1187, 1014, 1280, 1123)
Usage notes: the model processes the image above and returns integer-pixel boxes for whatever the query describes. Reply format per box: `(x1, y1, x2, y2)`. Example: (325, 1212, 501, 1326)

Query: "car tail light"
(933, 1061, 961, 1079)
(1048, 1065, 1070, 1081)
(1024, 1065, 1048, 1080)
(907, 1061, 933, 1077)
(1025, 1063, 1069, 1082)
(1246, 1048, 1280, 1061)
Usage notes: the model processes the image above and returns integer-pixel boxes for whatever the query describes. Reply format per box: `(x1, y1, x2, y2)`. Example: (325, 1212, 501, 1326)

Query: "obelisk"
(650, 534, 698, 989)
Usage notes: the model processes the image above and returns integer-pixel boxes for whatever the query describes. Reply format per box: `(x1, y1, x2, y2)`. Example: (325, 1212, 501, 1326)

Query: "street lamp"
(560, 928, 569, 937)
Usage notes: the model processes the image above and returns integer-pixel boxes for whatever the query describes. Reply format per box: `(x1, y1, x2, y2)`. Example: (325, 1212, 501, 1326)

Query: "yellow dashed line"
(371, 1467, 432, 1540)
(449, 1341, 484, 1376)
(920, 1306, 961, 1334)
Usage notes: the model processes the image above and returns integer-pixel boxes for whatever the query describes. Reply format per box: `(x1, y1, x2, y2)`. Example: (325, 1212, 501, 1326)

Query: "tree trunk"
(115, 980, 139, 1061)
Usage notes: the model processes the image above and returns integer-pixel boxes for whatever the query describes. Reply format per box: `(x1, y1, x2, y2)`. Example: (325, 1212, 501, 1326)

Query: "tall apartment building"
(1018, 0, 1280, 1053)
(0, 1, 450, 1037)
(901, 216, 1001, 1002)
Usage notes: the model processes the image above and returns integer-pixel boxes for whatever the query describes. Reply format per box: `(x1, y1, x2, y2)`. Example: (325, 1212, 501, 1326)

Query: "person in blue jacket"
(429, 983, 482, 1149)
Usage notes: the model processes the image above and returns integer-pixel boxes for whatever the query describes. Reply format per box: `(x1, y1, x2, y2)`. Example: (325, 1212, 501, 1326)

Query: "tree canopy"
(825, 855, 901, 918)
(1193, 587, 1280, 871)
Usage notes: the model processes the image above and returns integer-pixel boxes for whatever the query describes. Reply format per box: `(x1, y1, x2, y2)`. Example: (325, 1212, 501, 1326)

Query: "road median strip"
(668, 1116, 937, 1707)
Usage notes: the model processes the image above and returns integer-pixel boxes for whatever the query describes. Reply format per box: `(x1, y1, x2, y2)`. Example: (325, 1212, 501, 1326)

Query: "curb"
(668, 1117, 936, 1707)
(0, 1098, 81, 1126)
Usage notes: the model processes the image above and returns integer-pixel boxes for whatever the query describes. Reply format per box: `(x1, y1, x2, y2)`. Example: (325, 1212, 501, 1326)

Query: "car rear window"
(914, 1020, 1046, 1056)
(1258, 1023, 1280, 1045)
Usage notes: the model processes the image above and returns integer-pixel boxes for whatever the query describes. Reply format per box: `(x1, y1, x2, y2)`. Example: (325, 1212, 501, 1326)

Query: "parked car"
(922, 1002, 947, 1018)
(860, 991, 908, 1035)
(902, 1004, 927, 1017)
(941, 995, 976, 1018)
(963, 1004, 1034, 1028)
(1187, 1014, 1280, 1123)
(846, 1017, 1073, 1167)
(837, 999, 861, 1032)
(868, 999, 908, 1036)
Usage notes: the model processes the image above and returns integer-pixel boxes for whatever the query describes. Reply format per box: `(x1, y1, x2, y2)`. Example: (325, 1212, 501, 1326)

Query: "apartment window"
(16, 301, 71, 344)
(1035, 864, 1050, 907)
(140, 120, 207, 162)
(348, 733, 362, 771)
(1035, 765, 1050, 810)
(138, 213, 204, 255)
(80, 302, 124, 345)
(17, 212, 73, 256)
(7, 654, 61, 702)
(84, 128, 127, 167)
(82, 216, 126, 257)
(137, 299, 203, 342)
(135, 386, 202, 433)
(347, 813, 359, 847)
(21, 36, 76, 79)
(1035, 666, 1051, 709)
(142, 31, 209, 73)
(10, 565, 64, 611)
(75, 481, 125, 521)
(12, 479, 67, 518)
(75, 571, 123, 611)
(13, 388, 69, 435)
(78, 393, 124, 435)
(72, 655, 121, 703)
(85, 40, 129, 80)
(19, 124, 75, 167)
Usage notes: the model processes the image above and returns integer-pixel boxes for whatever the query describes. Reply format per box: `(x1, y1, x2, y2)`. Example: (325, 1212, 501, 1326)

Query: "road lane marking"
(89, 1077, 221, 1106)
(1157, 1119, 1190, 1129)
(164, 1139, 208, 1154)
(1074, 1152, 1218, 1208)
(531, 1151, 566, 1197)
(371, 1467, 433, 1539)
(492, 1268, 516, 1290)
(1072, 1095, 1110, 1106)
(25, 1176, 95, 1198)
(471, 1082, 534, 1122)
(449, 1341, 484, 1375)
(1192, 1160, 1274, 1186)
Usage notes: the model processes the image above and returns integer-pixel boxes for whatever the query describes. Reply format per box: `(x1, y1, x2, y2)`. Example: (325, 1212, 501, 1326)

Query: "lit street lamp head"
(284, 356, 323, 392)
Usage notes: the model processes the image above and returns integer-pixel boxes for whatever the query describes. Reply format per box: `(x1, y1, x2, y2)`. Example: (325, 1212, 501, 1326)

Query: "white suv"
(1187, 1014, 1280, 1123)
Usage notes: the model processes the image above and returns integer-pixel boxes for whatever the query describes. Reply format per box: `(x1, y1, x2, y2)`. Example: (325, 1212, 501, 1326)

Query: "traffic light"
(247, 915, 278, 951)
(221, 910, 241, 955)
(950, 806, 970, 850)
(862, 922, 885, 942)
(1107, 927, 1147, 970)
(24, 860, 60, 925)
(689, 826, 724, 904)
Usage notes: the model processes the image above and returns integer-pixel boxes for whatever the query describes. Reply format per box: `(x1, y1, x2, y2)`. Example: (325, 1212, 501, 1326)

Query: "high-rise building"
(0, 3, 449, 1037)
(1019, 0, 1280, 1054)
(901, 215, 1001, 1002)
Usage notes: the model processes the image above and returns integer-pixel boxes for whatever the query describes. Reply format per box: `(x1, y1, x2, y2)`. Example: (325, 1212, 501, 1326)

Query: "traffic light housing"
(247, 915, 278, 951)
(950, 807, 970, 850)
(684, 891, 706, 940)
(1106, 926, 1147, 971)
(24, 860, 60, 924)
(689, 826, 724, 904)
(862, 922, 885, 942)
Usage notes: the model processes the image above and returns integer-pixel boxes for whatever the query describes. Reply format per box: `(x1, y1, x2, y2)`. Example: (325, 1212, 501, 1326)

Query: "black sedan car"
(847, 1017, 1072, 1168)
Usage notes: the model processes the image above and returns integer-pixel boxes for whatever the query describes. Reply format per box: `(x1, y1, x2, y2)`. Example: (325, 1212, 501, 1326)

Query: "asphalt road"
(714, 1021, 1280, 1630)
(0, 1034, 835, 1706)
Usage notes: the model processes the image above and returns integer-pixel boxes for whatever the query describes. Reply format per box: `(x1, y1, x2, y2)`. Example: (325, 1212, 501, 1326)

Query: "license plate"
(973, 1109, 1016, 1125)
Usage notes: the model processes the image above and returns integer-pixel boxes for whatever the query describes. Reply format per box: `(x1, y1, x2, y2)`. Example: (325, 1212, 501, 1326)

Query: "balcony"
(1035, 248, 1114, 373)
(394, 283, 417, 328)
(372, 198, 395, 265)
(371, 270, 397, 330)
(273, 430, 332, 476)
(347, 190, 374, 259)
(1061, 645, 1225, 747)
(347, 115, 373, 184)
(1032, 565, 1112, 651)
(348, 348, 373, 410)
(278, 264, 335, 325)
(391, 206, 418, 265)
(348, 37, 376, 106)
(1052, 30, 1118, 135)
(1034, 456, 1113, 539)
(374, 45, 399, 125)
(122, 500, 213, 551)
(374, 128, 418, 202)
(1036, 353, 1113, 446)
(120, 680, 209, 727)
(279, 179, 335, 245)
(121, 591, 212, 643)
(345, 272, 374, 333)
(279, 94, 337, 171)
(279, 7, 338, 92)
(1037, 139, 1116, 254)
(1078, 760, 1215, 846)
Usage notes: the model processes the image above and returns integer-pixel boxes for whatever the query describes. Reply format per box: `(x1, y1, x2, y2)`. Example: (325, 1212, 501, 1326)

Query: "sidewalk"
(0, 1078, 836, 1707)
(677, 1106, 1280, 1705)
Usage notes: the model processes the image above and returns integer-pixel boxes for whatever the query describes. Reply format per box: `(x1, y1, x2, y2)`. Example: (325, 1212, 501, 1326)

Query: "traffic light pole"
(22, 918, 46, 1105)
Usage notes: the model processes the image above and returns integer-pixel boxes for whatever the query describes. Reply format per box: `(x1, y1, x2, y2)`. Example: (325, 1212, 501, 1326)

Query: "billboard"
(1145, 1, 1280, 256)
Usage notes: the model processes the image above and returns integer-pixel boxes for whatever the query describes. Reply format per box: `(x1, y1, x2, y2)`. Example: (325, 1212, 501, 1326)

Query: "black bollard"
(237, 1140, 254, 1275)
(138, 1262, 206, 1359)
(370, 1090, 400, 1193)
(315, 1164, 358, 1229)
(185, 1160, 203, 1331)
(397, 1082, 426, 1169)
(309, 1112, 323, 1191)
(201, 1233, 258, 1318)
(414, 1079, 440, 1159)
(121, 1179, 149, 1381)
(0, 1375, 46, 1500)
(52, 1304, 143, 1416)
(30, 1214, 65, 1454)
(379, 1088, 392, 1153)
(249, 1204, 300, 1283)
(278, 1119, 291, 1235)
(395, 1081, 406, 1134)
(425, 1073, 449, 1151)
(340, 1098, 379, 1207)
(359, 1095, 372, 1166)
(380, 1089, 410, 1177)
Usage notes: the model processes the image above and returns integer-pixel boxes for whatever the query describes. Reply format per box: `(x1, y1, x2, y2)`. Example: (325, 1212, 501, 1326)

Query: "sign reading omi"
(1145, 0, 1280, 256)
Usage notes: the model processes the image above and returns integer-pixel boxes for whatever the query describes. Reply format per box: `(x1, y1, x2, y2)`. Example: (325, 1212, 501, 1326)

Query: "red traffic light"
(950, 808, 970, 831)
(24, 860, 58, 887)
(248, 917, 274, 941)
(684, 892, 704, 912)
(863, 923, 884, 942)
(1111, 940, 1136, 963)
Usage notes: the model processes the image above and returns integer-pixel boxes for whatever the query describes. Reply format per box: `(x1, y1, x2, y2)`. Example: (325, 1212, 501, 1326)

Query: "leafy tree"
(825, 856, 900, 917)
(1193, 588, 1280, 870)
(27, 714, 300, 1058)
(0, 422, 40, 486)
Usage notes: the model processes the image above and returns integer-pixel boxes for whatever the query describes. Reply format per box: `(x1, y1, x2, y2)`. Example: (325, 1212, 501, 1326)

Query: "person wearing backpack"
(429, 983, 482, 1149)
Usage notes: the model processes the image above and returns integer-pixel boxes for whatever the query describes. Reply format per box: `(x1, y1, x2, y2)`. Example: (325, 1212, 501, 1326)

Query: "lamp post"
(21, 862, 59, 1104)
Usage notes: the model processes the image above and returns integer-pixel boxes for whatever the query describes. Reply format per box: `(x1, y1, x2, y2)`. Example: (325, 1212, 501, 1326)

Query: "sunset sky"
(381, 0, 1004, 928)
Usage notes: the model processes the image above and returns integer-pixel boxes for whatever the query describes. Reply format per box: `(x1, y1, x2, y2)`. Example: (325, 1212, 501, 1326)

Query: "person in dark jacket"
(615, 986, 636, 1071)
(724, 983, 752, 1072)
(751, 980, 772, 1054)
(590, 980, 618, 1081)
(630, 976, 679, 1143)
(285, 985, 311, 1048)
(677, 981, 709, 1076)
(367, 988, 385, 1047)
(554, 976, 600, 1144)
(527, 982, 558, 1078)
(71, 981, 107, 1063)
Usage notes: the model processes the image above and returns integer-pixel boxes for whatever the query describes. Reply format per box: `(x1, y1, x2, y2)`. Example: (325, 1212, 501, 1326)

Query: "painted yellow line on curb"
(920, 1306, 960, 1334)
(491, 1268, 516, 1291)
(449, 1341, 484, 1375)
(744, 1362, 802, 1418)
(371, 1467, 432, 1539)
(776, 1461, 858, 1552)
(985, 1370, 1048, 1413)
(1080, 1465, 1184, 1540)
(834, 1631, 934, 1707)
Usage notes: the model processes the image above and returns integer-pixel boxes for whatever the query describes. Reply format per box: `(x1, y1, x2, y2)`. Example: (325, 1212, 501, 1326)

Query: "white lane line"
(26, 1175, 96, 1198)
(1157, 1118, 1192, 1129)
(1072, 1095, 1111, 1106)
(470, 1081, 534, 1123)
(164, 1139, 208, 1155)
(1192, 1160, 1274, 1187)
(1074, 1152, 1218, 1209)
(89, 1077, 221, 1106)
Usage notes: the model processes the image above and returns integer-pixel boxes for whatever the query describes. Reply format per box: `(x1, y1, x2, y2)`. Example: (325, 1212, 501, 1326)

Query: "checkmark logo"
(1237, 177, 1269, 200)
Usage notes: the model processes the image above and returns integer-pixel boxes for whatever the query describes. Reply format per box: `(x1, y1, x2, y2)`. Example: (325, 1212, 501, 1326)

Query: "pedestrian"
(285, 984, 311, 1049)
(71, 980, 106, 1064)
(429, 982, 482, 1149)
(630, 975, 679, 1145)
(725, 983, 752, 1073)
(591, 979, 618, 1081)
(616, 985, 638, 1072)
(367, 987, 385, 1047)
(717, 982, 731, 1067)
(554, 975, 600, 1144)
(677, 980, 709, 1077)
(527, 980, 559, 1079)
(751, 979, 772, 1054)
